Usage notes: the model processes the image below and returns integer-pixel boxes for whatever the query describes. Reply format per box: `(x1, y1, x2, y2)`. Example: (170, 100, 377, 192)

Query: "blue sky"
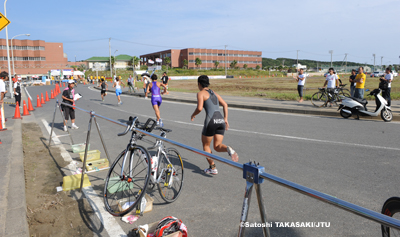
(1, 0, 399, 65)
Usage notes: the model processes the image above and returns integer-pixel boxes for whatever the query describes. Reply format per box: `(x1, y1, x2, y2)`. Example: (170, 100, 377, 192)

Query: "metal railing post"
(79, 111, 93, 192)
(238, 162, 269, 237)
(238, 181, 255, 237)
(255, 184, 270, 237)
(93, 116, 111, 161)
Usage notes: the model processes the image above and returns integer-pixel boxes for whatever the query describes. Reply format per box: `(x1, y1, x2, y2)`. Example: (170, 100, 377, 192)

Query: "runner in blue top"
(147, 74, 167, 126)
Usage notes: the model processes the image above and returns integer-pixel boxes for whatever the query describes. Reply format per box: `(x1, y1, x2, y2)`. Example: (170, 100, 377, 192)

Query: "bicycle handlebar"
(117, 116, 139, 136)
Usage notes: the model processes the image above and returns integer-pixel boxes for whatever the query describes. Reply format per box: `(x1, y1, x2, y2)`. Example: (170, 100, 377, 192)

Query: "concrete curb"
(92, 86, 400, 122)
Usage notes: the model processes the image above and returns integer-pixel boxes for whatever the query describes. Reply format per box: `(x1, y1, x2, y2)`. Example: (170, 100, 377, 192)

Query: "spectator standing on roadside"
(161, 72, 169, 94)
(13, 76, 22, 108)
(296, 68, 306, 102)
(323, 68, 340, 107)
(349, 69, 357, 97)
(62, 80, 80, 131)
(381, 67, 393, 107)
(127, 74, 135, 94)
(354, 67, 366, 99)
(0, 71, 8, 121)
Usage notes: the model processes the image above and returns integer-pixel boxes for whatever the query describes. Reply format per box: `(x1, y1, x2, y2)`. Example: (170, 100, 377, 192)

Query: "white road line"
(24, 87, 32, 100)
(87, 97, 400, 152)
(41, 119, 127, 237)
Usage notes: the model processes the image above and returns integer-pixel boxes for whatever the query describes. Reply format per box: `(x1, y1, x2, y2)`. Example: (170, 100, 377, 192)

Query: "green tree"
(230, 60, 237, 69)
(182, 59, 188, 69)
(164, 57, 171, 73)
(132, 56, 140, 69)
(195, 58, 202, 68)
(256, 65, 260, 70)
(277, 65, 283, 71)
(243, 64, 248, 69)
(70, 65, 77, 70)
(214, 61, 220, 69)
(140, 65, 148, 70)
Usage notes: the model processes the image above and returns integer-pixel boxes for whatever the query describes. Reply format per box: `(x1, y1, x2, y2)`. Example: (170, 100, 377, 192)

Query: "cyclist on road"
(323, 68, 339, 107)
(113, 77, 125, 105)
(147, 74, 166, 126)
(191, 75, 239, 175)
(100, 78, 108, 101)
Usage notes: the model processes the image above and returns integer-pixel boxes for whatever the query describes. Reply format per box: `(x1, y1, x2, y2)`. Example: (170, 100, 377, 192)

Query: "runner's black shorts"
(101, 90, 106, 95)
(63, 106, 75, 120)
(202, 115, 226, 137)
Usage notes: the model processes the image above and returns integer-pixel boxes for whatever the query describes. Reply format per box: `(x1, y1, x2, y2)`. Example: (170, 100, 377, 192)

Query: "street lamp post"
(11, 33, 30, 76)
(4, 0, 13, 98)
(113, 50, 118, 77)
(329, 50, 333, 67)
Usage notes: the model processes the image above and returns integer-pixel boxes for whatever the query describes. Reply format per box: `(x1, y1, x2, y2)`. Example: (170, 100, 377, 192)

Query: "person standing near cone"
(61, 80, 80, 131)
(13, 77, 22, 108)
(0, 71, 8, 107)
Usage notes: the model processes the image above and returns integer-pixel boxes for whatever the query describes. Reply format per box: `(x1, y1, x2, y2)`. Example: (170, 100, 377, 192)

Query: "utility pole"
(329, 50, 333, 67)
(296, 50, 299, 67)
(224, 45, 227, 77)
(5, 0, 13, 98)
(372, 54, 376, 72)
(282, 59, 285, 67)
(109, 38, 112, 78)
(345, 53, 347, 73)
(381, 56, 383, 70)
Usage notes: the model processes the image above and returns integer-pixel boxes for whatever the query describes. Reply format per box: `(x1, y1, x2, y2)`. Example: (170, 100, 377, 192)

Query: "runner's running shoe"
(204, 167, 218, 175)
(159, 119, 164, 127)
(227, 146, 239, 162)
(63, 126, 67, 132)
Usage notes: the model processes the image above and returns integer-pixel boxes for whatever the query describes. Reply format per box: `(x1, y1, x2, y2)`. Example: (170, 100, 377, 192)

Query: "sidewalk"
(0, 95, 30, 237)
(93, 85, 400, 121)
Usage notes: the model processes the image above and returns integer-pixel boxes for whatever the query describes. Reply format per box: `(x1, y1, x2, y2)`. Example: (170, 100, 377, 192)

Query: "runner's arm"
(323, 80, 328, 87)
(216, 93, 229, 129)
(61, 95, 73, 103)
(191, 92, 204, 121)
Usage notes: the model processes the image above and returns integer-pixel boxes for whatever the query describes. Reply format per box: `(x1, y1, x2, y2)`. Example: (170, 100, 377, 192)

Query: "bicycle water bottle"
(151, 156, 158, 172)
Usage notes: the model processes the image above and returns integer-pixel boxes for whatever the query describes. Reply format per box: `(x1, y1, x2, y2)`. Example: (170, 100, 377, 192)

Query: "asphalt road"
(26, 84, 400, 237)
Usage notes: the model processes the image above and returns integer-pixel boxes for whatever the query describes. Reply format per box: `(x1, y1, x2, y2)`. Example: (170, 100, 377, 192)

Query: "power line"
(62, 38, 109, 43)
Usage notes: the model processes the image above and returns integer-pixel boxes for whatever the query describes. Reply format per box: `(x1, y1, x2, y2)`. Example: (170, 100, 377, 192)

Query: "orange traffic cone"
(28, 97, 34, 111)
(45, 91, 50, 101)
(84, 81, 86, 85)
(36, 95, 42, 108)
(0, 108, 7, 131)
(12, 102, 22, 119)
(63, 83, 65, 87)
(51, 90, 54, 99)
(41, 93, 45, 104)
(22, 101, 30, 116)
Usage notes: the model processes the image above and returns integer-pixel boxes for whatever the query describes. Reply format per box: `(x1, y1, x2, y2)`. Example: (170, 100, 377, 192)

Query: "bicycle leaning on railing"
(311, 85, 350, 108)
(103, 116, 184, 216)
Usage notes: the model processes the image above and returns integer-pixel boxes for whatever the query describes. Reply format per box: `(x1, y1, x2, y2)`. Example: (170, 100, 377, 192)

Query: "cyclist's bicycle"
(141, 124, 184, 203)
(103, 116, 154, 216)
(311, 87, 348, 107)
(381, 197, 400, 236)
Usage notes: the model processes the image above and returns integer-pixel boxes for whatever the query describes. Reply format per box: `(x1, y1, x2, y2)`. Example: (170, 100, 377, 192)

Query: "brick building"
(140, 48, 262, 69)
(0, 38, 82, 76)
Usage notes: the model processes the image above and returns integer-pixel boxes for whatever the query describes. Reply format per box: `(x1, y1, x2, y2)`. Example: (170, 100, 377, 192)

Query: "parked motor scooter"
(338, 88, 392, 122)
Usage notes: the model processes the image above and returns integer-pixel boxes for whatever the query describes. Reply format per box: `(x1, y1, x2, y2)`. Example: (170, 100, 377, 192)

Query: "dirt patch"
(23, 123, 95, 236)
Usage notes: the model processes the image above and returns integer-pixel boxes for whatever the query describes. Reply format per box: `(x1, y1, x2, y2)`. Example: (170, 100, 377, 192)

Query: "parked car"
(392, 70, 398, 77)
(371, 71, 385, 77)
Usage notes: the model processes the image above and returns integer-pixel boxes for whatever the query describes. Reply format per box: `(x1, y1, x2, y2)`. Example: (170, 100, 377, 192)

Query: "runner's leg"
(202, 135, 214, 166)
(153, 104, 161, 121)
(213, 134, 227, 152)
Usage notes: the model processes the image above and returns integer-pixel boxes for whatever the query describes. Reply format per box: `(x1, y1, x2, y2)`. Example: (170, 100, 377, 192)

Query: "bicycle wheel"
(339, 89, 351, 98)
(311, 92, 327, 107)
(104, 146, 151, 216)
(157, 148, 184, 203)
(381, 197, 400, 237)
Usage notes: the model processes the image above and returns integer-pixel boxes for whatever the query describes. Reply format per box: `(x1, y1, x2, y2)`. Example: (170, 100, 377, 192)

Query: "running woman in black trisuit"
(191, 75, 239, 175)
